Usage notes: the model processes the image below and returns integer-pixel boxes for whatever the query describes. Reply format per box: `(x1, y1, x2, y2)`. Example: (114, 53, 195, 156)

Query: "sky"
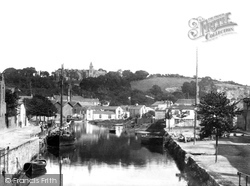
(0, 0, 249, 85)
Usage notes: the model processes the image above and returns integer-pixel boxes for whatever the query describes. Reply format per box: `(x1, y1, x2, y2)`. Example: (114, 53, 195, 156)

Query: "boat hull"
(46, 134, 75, 148)
(23, 159, 47, 178)
(109, 129, 116, 134)
(140, 135, 163, 145)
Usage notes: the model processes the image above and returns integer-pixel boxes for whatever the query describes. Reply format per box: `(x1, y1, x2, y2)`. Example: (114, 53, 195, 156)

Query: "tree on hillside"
(21, 67, 37, 77)
(149, 85, 163, 97)
(199, 76, 217, 97)
(172, 91, 185, 102)
(134, 70, 149, 80)
(131, 89, 154, 105)
(197, 92, 241, 162)
(25, 95, 57, 119)
(122, 70, 135, 82)
(5, 89, 20, 127)
(181, 81, 196, 98)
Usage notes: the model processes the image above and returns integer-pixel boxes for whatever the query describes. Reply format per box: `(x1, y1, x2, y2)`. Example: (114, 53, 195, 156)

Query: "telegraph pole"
(60, 64, 64, 128)
(194, 47, 199, 145)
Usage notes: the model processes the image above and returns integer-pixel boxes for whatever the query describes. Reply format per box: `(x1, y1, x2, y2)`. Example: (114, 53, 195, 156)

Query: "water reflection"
(41, 121, 188, 186)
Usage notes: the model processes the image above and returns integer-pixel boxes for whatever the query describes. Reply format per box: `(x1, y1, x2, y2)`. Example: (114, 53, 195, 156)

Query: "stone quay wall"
(0, 137, 39, 174)
(164, 134, 221, 186)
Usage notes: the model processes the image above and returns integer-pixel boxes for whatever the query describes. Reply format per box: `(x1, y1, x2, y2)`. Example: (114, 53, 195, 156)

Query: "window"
(99, 114, 102, 119)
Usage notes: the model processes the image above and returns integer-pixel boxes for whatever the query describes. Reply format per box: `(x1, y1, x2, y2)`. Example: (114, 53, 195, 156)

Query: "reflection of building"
(0, 74, 6, 129)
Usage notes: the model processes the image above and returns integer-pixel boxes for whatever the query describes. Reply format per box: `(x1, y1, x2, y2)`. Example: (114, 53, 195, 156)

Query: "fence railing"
(0, 147, 9, 175)
(238, 171, 250, 186)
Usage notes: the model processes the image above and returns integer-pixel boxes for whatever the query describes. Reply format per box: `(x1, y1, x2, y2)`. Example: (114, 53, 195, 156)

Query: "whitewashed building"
(86, 106, 124, 121)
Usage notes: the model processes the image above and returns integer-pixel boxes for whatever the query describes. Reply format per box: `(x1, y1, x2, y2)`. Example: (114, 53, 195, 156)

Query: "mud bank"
(164, 134, 221, 186)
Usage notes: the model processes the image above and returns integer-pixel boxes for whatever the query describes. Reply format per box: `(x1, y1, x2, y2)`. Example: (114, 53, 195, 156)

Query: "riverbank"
(0, 124, 40, 185)
(0, 124, 41, 150)
(164, 128, 250, 186)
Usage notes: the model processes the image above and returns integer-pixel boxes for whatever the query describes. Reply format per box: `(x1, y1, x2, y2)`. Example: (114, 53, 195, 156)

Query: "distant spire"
(90, 62, 93, 69)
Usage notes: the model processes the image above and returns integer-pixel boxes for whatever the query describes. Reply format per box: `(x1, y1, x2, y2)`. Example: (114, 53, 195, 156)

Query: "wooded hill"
(2, 67, 249, 106)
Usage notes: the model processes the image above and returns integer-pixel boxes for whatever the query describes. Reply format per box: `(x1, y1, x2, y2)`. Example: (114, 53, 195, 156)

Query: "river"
(40, 121, 189, 186)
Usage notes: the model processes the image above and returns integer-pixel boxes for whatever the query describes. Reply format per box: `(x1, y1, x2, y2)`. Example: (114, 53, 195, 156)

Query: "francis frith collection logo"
(188, 12, 237, 41)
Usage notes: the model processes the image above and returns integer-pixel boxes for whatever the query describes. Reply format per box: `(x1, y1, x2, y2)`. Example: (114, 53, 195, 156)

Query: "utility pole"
(194, 47, 199, 145)
(60, 64, 64, 128)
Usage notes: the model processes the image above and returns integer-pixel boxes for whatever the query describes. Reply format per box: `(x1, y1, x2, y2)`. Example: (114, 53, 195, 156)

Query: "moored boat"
(46, 128, 75, 148)
(45, 65, 76, 149)
(137, 131, 165, 145)
(109, 128, 116, 134)
(23, 159, 47, 177)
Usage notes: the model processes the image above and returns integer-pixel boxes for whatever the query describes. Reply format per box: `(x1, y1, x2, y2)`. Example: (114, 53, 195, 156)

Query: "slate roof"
(53, 95, 99, 103)
(170, 105, 195, 110)
(86, 106, 120, 111)
(129, 105, 145, 109)
(93, 111, 115, 115)
(174, 99, 195, 106)
(152, 101, 173, 106)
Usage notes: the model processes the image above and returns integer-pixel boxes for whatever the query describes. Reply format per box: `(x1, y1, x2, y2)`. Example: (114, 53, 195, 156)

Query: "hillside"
(214, 82, 250, 100)
(131, 77, 250, 100)
(131, 77, 195, 93)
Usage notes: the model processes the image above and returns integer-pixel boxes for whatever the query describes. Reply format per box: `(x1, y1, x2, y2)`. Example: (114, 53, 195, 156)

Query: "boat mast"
(194, 47, 199, 145)
(60, 64, 64, 128)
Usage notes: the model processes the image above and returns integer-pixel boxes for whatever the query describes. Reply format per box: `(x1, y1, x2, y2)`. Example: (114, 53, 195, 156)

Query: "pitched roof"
(69, 101, 82, 107)
(54, 101, 73, 107)
(174, 99, 195, 106)
(71, 96, 99, 102)
(129, 105, 145, 109)
(170, 105, 195, 110)
(93, 110, 115, 115)
(152, 101, 173, 106)
(63, 101, 73, 107)
(53, 95, 99, 103)
(86, 106, 120, 111)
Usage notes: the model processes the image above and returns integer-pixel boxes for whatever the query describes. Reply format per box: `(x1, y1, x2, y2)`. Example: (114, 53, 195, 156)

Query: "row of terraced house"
(49, 95, 151, 121)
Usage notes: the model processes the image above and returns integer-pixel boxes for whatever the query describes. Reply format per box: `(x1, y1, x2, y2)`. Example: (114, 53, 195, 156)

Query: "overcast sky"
(0, 0, 249, 85)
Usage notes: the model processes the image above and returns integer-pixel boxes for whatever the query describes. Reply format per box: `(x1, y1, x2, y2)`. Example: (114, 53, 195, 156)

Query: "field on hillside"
(130, 76, 250, 100)
(130, 77, 195, 92)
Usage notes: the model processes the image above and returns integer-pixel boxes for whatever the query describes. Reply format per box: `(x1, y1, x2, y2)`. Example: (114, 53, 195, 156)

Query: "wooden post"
(215, 128, 218, 163)
(60, 65, 64, 129)
(194, 47, 199, 145)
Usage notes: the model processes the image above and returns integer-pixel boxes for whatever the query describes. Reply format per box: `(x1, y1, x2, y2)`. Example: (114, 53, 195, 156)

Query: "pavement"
(0, 124, 41, 151)
(169, 128, 250, 186)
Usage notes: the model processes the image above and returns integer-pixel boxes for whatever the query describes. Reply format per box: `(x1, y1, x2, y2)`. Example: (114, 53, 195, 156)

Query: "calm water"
(40, 121, 188, 186)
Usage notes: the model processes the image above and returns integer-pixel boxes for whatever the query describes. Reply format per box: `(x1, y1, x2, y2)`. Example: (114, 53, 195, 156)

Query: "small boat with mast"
(45, 64, 75, 148)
